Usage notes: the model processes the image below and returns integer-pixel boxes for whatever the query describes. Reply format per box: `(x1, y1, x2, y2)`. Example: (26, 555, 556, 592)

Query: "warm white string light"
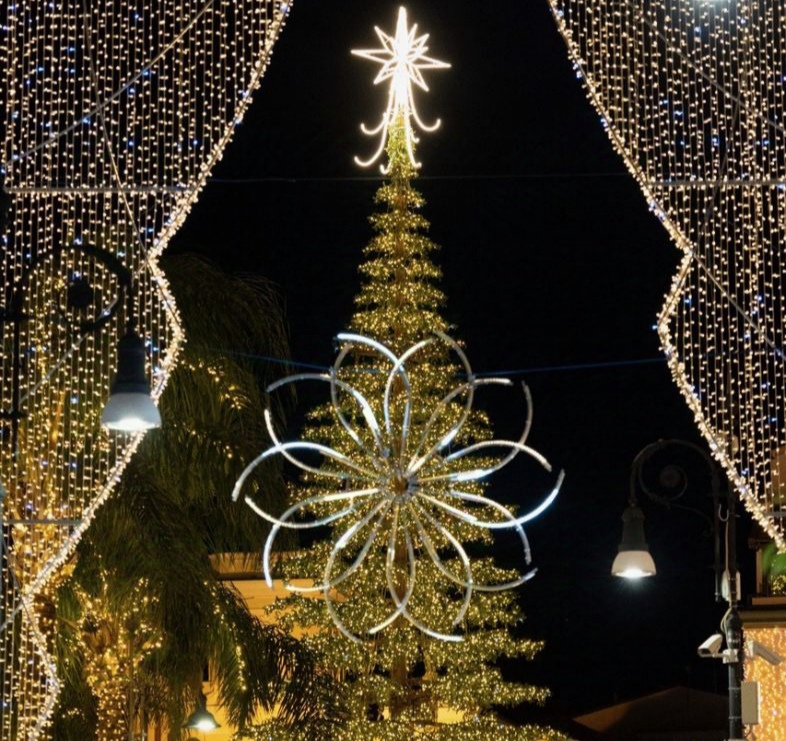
(233, 332, 564, 643)
(744, 626, 786, 741)
(0, 2, 292, 737)
(352, 6, 450, 171)
(548, 0, 786, 550)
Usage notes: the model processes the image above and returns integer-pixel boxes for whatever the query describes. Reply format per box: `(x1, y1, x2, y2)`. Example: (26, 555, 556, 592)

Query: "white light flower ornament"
(233, 331, 563, 642)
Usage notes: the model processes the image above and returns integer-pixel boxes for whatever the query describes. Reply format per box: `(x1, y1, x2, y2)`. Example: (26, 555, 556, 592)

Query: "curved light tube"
(233, 331, 563, 641)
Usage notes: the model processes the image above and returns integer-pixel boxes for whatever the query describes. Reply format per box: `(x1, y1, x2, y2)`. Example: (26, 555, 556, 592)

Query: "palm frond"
(209, 584, 342, 728)
(54, 255, 323, 738)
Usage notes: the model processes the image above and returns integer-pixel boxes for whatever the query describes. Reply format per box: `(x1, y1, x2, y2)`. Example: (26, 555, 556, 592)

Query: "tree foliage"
(52, 255, 337, 740)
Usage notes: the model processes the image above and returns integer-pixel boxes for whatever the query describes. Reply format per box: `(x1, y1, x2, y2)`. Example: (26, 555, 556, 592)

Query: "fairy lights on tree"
(235, 7, 564, 739)
(547, 0, 786, 549)
(71, 574, 162, 741)
(0, 1, 292, 737)
(744, 625, 786, 741)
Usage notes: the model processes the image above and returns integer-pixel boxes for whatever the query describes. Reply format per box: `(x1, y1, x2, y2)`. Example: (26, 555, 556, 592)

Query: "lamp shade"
(101, 327, 161, 431)
(183, 706, 221, 732)
(101, 392, 161, 431)
(611, 503, 656, 579)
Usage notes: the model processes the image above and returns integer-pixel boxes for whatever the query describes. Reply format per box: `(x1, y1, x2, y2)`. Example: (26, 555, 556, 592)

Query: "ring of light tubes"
(233, 331, 563, 643)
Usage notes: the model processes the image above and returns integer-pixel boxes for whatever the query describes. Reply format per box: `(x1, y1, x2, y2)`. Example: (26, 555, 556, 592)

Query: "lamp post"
(613, 438, 743, 741)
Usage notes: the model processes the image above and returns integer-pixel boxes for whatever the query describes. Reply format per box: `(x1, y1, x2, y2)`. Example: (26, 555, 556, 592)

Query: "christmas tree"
(235, 12, 564, 740)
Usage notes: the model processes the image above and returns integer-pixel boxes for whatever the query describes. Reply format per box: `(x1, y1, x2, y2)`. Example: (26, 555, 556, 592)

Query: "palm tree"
(52, 254, 337, 740)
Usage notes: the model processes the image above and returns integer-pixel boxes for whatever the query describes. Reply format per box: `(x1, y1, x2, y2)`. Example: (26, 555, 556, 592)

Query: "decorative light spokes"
(233, 332, 563, 642)
(352, 6, 450, 171)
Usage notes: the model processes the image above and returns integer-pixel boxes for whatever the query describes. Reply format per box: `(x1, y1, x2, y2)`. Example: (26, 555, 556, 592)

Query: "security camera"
(698, 633, 724, 658)
(747, 639, 784, 666)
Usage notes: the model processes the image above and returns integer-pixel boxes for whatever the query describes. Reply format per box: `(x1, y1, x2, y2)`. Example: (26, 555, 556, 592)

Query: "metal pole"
(629, 439, 744, 740)
(726, 607, 743, 740)
(724, 491, 743, 741)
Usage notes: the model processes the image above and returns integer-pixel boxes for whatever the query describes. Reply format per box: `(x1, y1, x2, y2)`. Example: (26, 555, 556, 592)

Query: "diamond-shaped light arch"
(549, 0, 786, 549)
(0, 2, 292, 737)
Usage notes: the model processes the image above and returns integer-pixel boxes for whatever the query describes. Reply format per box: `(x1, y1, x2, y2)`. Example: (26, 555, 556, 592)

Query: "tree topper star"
(352, 6, 450, 171)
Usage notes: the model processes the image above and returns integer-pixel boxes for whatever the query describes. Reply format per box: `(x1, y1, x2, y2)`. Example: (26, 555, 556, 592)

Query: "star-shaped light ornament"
(233, 333, 564, 643)
(352, 6, 450, 171)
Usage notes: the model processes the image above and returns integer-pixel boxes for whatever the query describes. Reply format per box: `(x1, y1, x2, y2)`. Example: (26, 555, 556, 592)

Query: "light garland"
(1, 1, 292, 737)
(233, 331, 563, 643)
(352, 6, 449, 172)
(548, 0, 786, 549)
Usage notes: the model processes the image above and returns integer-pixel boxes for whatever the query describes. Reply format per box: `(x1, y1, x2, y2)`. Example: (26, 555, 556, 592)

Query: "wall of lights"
(0, 1, 291, 738)
(548, 0, 786, 548)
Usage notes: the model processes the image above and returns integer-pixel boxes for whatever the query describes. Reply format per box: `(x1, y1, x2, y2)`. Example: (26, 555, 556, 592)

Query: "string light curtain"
(548, 0, 786, 548)
(0, 2, 291, 738)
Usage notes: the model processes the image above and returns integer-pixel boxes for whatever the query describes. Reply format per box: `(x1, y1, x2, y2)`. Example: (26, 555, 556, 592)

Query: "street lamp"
(0, 239, 160, 443)
(613, 438, 743, 741)
(611, 500, 656, 579)
(183, 692, 220, 732)
(100, 320, 162, 431)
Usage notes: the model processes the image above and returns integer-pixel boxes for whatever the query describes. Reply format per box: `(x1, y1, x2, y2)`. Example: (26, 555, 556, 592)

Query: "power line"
(206, 171, 629, 184)
(477, 356, 666, 377)
(195, 345, 666, 377)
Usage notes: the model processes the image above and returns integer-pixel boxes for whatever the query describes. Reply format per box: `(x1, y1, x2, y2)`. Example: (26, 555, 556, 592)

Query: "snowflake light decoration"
(233, 332, 563, 642)
(352, 6, 450, 171)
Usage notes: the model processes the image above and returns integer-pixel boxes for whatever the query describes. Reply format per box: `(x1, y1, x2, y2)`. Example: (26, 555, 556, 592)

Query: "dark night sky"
(170, 1, 750, 719)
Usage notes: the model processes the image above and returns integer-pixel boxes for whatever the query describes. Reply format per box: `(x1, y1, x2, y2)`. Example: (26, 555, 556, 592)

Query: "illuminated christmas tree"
(235, 11, 565, 740)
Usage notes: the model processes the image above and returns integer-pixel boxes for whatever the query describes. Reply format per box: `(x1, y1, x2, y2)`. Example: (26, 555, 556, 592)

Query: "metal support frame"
(0, 239, 133, 452)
